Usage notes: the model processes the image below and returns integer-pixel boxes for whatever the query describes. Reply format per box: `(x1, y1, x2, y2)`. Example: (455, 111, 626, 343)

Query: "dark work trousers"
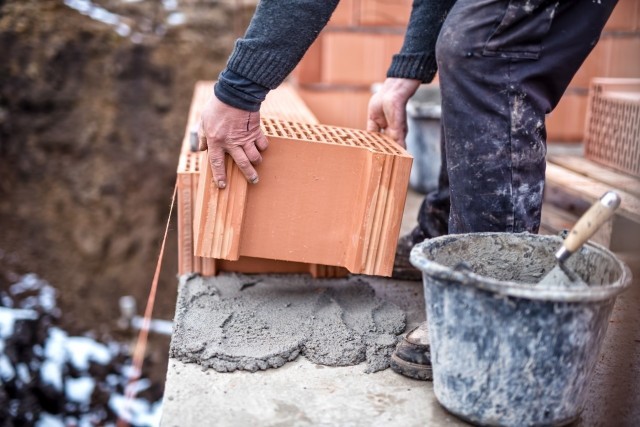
(416, 0, 618, 237)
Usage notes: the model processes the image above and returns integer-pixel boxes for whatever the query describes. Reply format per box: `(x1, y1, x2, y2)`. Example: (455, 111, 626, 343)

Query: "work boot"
(390, 321, 432, 381)
(392, 226, 426, 281)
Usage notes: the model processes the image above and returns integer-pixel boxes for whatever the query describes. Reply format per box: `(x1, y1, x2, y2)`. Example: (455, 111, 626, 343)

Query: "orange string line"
(118, 182, 177, 426)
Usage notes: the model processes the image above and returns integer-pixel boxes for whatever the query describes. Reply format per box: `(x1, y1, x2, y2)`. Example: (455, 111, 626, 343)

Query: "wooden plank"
(548, 155, 640, 197)
(541, 202, 613, 248)
(545, 163, 640, 224)
(541, 203, 578, 235)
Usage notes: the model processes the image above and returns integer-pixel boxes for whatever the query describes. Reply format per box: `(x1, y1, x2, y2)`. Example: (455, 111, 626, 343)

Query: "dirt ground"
(0, 0, 255, 388)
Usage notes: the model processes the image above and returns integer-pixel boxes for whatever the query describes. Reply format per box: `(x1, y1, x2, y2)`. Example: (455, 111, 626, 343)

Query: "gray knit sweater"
(218, 0, 456, 110)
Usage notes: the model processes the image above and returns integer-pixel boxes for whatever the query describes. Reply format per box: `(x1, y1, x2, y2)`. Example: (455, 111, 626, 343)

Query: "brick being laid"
(178, 81, 344, 277)
(261, 83, 320, 124)
(297, 84, 372, 130)
(193, 117, 413, 277)
(177, 81, 212, 276)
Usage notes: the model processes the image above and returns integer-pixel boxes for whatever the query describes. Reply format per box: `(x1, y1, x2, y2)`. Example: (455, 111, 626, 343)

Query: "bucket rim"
(409, 232, 632, 303)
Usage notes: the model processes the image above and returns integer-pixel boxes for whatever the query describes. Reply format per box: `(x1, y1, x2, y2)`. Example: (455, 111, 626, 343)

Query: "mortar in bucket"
(409, 232, 631, 426)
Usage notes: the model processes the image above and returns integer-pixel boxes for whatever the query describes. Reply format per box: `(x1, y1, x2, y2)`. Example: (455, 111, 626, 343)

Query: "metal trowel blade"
(538, 262, 588, 288)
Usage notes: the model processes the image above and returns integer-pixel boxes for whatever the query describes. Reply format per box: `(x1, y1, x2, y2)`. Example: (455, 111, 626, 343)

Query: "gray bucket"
(409, 232, 632, 427)
(406, 85, 441, 194)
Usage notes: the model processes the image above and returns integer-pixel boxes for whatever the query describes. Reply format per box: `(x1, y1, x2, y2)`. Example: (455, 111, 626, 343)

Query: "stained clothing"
(215, 69, 270, 112)
(215, 0, 618, 237)
(424, 0, 618, 236)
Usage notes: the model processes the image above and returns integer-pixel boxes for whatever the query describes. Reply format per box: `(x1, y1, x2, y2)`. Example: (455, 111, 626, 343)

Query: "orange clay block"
(177, 81, 211, 275)
(359, 0, 412, 27)
(297, 85, 372, 130)
(178, 81, 343, 277)
(321, 31, 404, 85)
(327, 0, 358, 27)
(584, 78, 640, 178)
(193, 117, 413, 277)
(261, 83, 320, 124)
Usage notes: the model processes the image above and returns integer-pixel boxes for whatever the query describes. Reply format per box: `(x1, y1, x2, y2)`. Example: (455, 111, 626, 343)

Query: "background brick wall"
(290, 0, 640, 141)
(290, 0, 410, 129)
(547, 0, 640, 141)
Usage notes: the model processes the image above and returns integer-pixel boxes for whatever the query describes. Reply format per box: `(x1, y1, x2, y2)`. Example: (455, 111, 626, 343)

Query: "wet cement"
(169, 274, 406, 373)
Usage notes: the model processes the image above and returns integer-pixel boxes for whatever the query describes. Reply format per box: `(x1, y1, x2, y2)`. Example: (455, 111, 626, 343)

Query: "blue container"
(406, 85, 441, 194)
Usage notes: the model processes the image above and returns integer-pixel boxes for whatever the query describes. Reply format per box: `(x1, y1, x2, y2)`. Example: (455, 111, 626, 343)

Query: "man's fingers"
(368, 117, 389, 135)
(228, 146, 259, 184)
(198, 120, 208, 151)
(366, 109, 388, 133)
(383, 102, 408, 148)
(243, 142, 263, 165)
(255, 132, 269, 152)
(199, 134, 208, 151)
(384, 110, 407, 147)
(386, 126, 407, 149)
(208, 147, 227, 189)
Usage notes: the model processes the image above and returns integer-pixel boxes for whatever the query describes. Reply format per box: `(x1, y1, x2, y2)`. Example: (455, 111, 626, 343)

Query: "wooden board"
(540, 203, 613, 248)
(548, 155, 640, 197)
(545, 162, 640, 224)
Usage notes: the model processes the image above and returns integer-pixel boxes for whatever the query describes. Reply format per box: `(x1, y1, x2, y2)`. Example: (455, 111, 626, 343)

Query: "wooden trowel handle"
(556, 191, 621, 263)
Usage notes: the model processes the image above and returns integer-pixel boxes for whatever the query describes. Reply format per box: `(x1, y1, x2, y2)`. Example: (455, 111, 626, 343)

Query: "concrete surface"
(161, 189, 639, 426)
(169, 274, 407, 374)
(161, 276, 443, 427)
(162, 358, 468, 427)
(576, 252, 640, 426)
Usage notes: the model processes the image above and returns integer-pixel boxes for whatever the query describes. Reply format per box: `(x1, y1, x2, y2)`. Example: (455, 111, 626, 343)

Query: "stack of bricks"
(584, 78, 640, 177)
(290, 0, 412, 130)
(546, 0, 640, 141)
(177, 81, 412, 277)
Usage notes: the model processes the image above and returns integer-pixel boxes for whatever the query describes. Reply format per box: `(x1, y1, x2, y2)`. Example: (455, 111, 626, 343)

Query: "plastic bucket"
(406, 85, 442, 194)
(410, 232, 632, 427)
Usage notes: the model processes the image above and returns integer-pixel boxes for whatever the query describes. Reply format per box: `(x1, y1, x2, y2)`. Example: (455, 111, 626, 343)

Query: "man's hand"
(198, 95, 269, 189)
(367, 78, 421, 148)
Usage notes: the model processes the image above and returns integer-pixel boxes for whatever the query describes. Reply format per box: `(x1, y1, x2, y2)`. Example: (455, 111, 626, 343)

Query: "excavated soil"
(0, 1, 255, 418)
(0, 0, 254, 334)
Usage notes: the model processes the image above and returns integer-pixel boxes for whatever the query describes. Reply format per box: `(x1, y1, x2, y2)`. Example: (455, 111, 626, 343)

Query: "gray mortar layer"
(169, 274, 406, 374)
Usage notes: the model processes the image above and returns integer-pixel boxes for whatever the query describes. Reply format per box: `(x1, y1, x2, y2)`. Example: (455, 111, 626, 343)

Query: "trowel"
(539, 191, 621, 287)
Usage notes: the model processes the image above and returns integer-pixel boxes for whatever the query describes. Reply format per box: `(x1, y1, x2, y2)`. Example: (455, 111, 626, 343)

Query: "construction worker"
(198, 0, 619, 380)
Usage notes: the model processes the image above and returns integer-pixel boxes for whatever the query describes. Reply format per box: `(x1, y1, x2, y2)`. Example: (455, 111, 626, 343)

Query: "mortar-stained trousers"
(416, 0, 619, 237)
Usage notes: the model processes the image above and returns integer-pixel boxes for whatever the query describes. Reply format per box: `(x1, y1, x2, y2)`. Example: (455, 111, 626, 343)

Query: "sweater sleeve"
(387, 0, 457, 83)
(215, 69, 269, 112)
(225, 0, 340, 90)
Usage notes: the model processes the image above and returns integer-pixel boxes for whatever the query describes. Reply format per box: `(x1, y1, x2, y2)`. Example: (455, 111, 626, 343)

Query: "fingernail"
(217, 180, 226, 189)
(250, 176, 259, 184)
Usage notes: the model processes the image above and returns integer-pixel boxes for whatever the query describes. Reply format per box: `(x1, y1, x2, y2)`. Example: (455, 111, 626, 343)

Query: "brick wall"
(290, 0, 411, 129)
(290, 0, 640, 141)
(546, 0, 640, 141)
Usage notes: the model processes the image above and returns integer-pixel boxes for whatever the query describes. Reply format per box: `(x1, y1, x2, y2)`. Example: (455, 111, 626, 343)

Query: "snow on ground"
(1, 273, 164, 426)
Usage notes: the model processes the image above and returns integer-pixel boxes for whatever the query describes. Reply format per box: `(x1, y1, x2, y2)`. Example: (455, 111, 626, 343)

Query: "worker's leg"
(435, 0, 618, 234)
(393, 0, 619, 380)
